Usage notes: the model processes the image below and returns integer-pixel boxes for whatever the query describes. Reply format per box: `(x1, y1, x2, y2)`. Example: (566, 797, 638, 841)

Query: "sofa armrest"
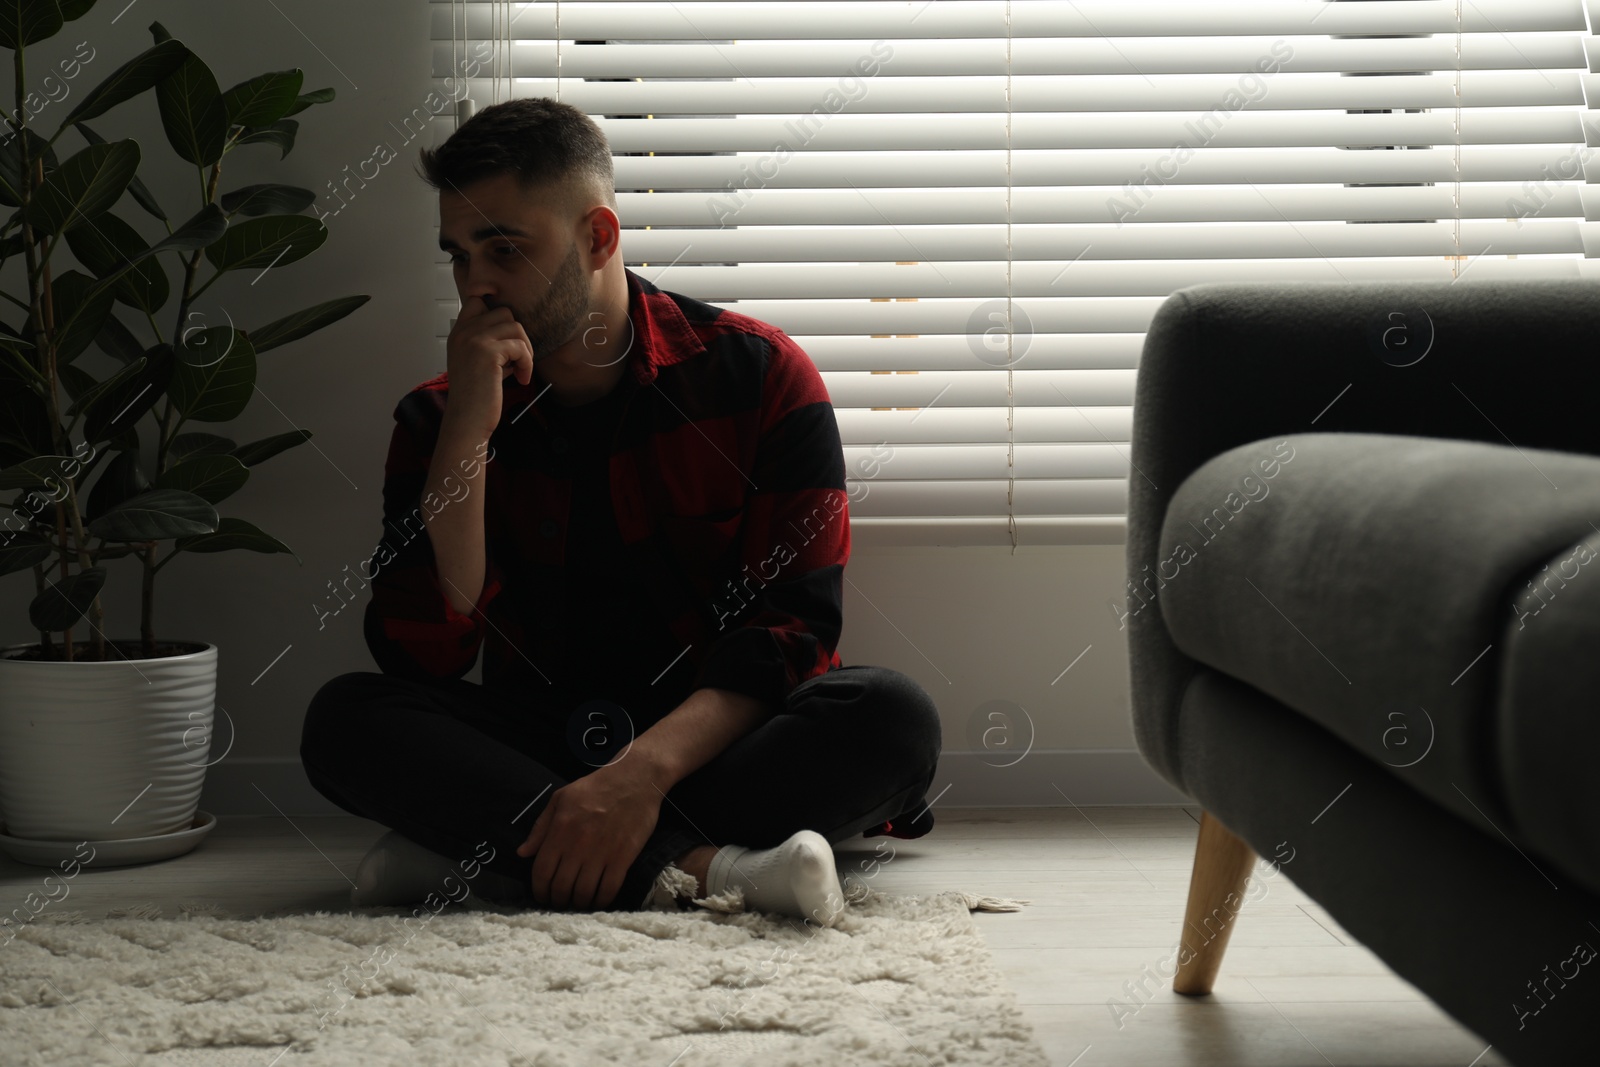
(1127, 278, 1600, 793)
(1155, 431, 1600, 840)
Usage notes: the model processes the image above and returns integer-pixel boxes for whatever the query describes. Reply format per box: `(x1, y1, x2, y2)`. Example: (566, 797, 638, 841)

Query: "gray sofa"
(1125, 279, 1600, 1066)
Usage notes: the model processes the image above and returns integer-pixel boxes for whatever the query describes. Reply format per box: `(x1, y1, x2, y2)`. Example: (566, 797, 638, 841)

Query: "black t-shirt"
(540, 378, 685, 731)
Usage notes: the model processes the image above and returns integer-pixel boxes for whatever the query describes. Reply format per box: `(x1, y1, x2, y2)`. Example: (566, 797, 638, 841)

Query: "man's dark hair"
(416, 97, 617, 220)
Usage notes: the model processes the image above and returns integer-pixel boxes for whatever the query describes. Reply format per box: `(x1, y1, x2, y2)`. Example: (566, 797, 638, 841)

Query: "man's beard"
(508, 241, 589, 364)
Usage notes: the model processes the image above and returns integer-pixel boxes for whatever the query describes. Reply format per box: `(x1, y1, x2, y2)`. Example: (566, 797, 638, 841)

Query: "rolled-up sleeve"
(691, 331, 850, 709)
(362, 390, 505, 682)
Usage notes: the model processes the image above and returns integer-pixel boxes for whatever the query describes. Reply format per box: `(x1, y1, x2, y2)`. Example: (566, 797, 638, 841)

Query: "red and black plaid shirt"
(360, 268, 931, 840)
(364, 266, 852, 709)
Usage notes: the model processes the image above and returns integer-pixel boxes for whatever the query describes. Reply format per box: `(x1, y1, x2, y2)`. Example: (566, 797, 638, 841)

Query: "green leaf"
(86, 487, 216, 541)
(0, 531, 52, 577)
(231, 428, 310, 467)
(1, 321, 34, 352)
(75, 121, 165, 221)
(29, 567, 105, 632)
(170, 328, 254, 423)
(0, 0, 64, 51)
(247, 294, 368, 353)
(65, 210, 169, 314)
(61, 39, 191, 127)
(172, 516, 298, 562)
(65, 351, 144, 418)
(0, 335, 47, 396)
(34, 268, 114, 365)
(22, 139, 140, 235)
(231, 118, 297, 160)
(57, 0, 95, 19)
(72, 432, 116, 486)
(168, 431, 235, 463)
(221, 68, 303, 128)
(83, 342, 173, 443)
(155, 48, 228, 167)
(153, 202, 228, 250)
(151, 453, 248, 505)
(57, 361, 96, 401)
(0, 343, 54, 465)
(93, 311, 144, 364)
(218, 182, 315, 218)
(282, 86, 334, 117)
(0, 127, 59, 208)
(84, 447, 147, 522)
(150, 20, 171, 44)
(0, 453, 81, 491)
(204, 214, 324, 273)
(63, 204, 224, 332)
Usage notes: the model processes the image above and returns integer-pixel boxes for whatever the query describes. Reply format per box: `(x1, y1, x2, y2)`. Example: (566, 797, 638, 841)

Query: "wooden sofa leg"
(1173, 811, 1257, 996)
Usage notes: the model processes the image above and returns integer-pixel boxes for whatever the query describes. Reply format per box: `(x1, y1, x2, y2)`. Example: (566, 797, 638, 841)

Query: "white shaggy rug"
(1, 885, 1048, 1067)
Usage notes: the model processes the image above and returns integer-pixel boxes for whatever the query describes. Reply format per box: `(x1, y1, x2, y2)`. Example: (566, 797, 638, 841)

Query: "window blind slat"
(430, 35, 1587, 79)
(607, 147, 1597, 188)
(835, 407, 1136, 446)
(604, 184, 1584, 225)
(487, 72, 1583, 114)
(592, 110, 1581, 152)
(428, 0, 1586, 40)
(800, 335, 1145, 372)
(621, 221, 1584, 262)
(823, 370, 1136, 409)
(843, 443, 1133, 481)
(629, 258, 1589, 300)
(846, 478, 1128, 517)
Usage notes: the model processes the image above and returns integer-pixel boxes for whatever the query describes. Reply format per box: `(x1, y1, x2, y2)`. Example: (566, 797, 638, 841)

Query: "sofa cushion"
(1156, 431, 1600, 889)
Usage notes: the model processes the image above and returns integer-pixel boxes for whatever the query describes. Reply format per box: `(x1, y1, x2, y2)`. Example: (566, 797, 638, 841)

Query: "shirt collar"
(624, 267, 707, 387)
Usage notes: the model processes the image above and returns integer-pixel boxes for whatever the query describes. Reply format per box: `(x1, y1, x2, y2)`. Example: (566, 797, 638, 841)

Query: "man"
(299, 98, 941, 927)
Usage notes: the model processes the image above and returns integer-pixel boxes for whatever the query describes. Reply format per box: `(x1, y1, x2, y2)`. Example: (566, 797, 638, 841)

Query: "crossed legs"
(299, 664, 942, 914)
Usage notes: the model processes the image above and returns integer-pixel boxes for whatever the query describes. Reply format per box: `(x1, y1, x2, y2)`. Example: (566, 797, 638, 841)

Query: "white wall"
(0, 0, 1185, 814)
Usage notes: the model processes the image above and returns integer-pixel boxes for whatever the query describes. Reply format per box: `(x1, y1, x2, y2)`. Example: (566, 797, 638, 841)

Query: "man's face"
(438, 172, 592, 365)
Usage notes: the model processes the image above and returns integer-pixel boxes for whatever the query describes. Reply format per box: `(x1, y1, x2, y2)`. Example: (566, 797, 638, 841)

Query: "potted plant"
(0, 7, 367, 862)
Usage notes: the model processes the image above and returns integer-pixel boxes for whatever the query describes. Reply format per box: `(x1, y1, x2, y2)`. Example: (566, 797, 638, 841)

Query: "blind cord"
(1005, 0, 1017, 555)
(452, 0, 472, 125)
(1453, 0, 1463, 275)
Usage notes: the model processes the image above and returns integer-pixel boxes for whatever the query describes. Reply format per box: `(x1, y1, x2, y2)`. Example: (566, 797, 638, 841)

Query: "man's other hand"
(515, 762, 663, 910)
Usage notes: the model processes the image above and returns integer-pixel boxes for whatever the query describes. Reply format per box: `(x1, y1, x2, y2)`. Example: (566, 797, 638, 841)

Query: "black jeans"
(299, 664, 942, 912)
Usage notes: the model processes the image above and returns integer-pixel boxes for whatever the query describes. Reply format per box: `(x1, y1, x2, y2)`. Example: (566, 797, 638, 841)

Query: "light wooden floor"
(0, 805, 1506, 1067)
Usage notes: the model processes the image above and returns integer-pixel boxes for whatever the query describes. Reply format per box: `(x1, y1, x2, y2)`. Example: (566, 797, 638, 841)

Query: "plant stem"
(159, 162, 223, 472)
(14, 44, 71, 662)
(35, 154, 103, 661)
(30, 560, 50, 658)
(141, 541, 157, 658)
(145, 156, 226, 654)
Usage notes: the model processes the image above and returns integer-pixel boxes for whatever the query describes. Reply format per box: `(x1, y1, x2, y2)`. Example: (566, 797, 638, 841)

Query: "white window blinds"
(428, 0, 1600, 547)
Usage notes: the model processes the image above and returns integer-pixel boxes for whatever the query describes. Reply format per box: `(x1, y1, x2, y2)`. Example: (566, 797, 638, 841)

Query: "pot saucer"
(0, 810, 217, 868)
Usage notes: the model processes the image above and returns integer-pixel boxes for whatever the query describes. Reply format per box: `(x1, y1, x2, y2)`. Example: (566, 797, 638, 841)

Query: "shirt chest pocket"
(658, 505, 744, 581)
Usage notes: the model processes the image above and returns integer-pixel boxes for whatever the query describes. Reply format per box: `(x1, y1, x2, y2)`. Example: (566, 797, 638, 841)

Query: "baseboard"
(927, 750, 1191, 807)
(199, 759, 348, 818)
(201, 750, 1190, 817)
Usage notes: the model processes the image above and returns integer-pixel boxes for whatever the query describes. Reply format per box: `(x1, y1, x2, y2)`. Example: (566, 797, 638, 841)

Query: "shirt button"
(539, 518, 558, 539)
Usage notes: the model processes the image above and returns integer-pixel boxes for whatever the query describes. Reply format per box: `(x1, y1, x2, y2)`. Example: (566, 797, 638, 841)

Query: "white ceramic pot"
(0, 640, 216, 841)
